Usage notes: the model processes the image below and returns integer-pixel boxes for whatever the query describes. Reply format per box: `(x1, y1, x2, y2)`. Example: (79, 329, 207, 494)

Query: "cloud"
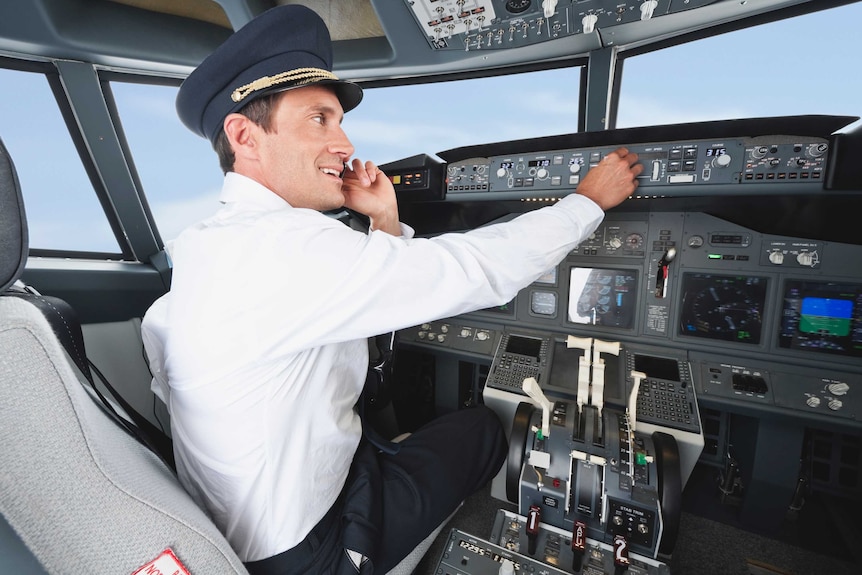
(28, 219, 119, 253)
(616, 94, 749, 128)
(346, 116, 477, 163)
(112, 83, 178, 124)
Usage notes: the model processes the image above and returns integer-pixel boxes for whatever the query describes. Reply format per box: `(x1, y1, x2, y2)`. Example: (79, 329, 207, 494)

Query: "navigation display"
(567, 267, 638, 328)
(678, 273, 767, 345)
(779, 280, 862, 357)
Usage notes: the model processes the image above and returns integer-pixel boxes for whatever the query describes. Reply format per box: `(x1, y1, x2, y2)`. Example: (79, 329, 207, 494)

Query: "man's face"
(254, 85, 355, 210)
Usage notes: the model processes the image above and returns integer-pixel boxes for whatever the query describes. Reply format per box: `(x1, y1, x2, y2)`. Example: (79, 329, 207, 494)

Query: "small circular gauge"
(506, 0, 532, 14)
(625, 233, 644, 250)
(688, 235, 704, 248)
(530, 291, 557, 316)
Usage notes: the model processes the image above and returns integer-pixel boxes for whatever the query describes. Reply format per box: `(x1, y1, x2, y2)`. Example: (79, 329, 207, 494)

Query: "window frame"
(1, 56, 133, 259)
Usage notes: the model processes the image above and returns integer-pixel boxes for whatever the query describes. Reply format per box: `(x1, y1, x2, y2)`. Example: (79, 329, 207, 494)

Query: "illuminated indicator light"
(708, 254, 722, 259)
(391, 175, 402, 185)
(636, 452, 647, 465)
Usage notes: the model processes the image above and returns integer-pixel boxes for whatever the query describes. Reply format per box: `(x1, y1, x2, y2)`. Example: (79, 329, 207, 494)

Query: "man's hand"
(341, 158, 401, 236)
(575, 147, 643, 210)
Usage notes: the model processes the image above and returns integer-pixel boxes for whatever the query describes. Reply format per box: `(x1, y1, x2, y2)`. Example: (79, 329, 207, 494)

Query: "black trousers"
(245, 405, 508, 575)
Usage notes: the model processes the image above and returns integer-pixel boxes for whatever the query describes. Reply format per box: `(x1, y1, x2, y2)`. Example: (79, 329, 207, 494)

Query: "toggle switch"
(654, 247, 676, 298)
(527, 505, 541, 556)
(571, 520, 587, 571)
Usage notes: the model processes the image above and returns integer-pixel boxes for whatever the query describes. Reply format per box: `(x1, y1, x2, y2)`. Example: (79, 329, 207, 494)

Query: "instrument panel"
(391, 114, 862, 442)
(399, 210, 862, 426)
(444, 136, 831, 200)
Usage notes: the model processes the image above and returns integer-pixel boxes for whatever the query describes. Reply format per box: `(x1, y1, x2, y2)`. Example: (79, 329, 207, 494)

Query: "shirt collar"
(219, 172, 292, 210)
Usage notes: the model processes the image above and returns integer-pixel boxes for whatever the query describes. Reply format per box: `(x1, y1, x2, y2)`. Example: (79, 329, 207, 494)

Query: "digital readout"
(457, 540, 518, 566)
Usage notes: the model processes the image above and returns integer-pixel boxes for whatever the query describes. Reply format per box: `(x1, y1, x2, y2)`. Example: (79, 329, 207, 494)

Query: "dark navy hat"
(177, 4, 363, 144)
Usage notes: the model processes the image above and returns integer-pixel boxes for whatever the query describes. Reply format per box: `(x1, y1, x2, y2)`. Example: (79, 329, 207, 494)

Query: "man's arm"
(341, 147, 641, 235)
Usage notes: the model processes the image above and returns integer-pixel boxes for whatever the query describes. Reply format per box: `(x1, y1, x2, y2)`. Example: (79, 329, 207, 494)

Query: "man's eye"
(312, 115, 324, 124)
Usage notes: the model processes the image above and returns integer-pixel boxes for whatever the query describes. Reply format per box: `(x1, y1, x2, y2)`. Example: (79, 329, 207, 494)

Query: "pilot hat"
(176, 4, 363, 144)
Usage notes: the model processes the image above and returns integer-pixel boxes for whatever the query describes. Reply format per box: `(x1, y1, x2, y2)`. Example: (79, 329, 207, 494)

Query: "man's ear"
(223, 113, 258, 161)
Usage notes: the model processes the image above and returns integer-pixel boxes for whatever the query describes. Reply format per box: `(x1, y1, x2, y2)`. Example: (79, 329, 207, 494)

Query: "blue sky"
(3, 2, 861, 252)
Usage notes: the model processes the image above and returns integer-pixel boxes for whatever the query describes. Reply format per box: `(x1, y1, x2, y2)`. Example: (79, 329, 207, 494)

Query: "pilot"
(141, 4, 641, 575)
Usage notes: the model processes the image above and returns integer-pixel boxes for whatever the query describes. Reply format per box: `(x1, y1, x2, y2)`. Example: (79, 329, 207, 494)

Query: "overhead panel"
(403, 0, 720, 52)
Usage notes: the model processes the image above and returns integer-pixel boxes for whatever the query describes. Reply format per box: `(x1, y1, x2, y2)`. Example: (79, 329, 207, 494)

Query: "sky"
(2, 2, 861, 253)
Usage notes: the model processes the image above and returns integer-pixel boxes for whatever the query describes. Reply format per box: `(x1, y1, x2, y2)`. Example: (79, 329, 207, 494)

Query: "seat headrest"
(0, 137, 28, 293)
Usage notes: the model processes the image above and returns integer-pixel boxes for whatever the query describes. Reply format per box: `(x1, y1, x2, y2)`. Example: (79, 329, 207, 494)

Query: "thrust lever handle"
(522, 376, 553, 438)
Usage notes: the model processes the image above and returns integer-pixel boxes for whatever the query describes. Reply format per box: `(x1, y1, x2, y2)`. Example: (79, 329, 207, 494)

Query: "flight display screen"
(678, 273, 768, 345)
(567, 267, 638, 328)
(778, 279, 862, 357)
(634, 354, 681, 382)
(504, 334, 543, 358)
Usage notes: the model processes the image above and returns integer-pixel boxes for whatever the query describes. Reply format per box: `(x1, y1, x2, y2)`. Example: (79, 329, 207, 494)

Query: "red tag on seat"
(131, 548, 191, 575)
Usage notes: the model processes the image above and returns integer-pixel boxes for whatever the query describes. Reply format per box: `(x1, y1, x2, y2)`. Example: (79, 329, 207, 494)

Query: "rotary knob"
(828, 398, 843, 411)
(569, 162, 582, 174)
(640, 1, 658, 20)
(537, 167, 549, 179)
(582, 13, 598, 34)
(806, 396, 821, 408)
(807, 143, 828, 158)
(796, 251, 817, 267)
(827, 382, 850, 396)
(497, 167, 507, 178)
(768, 251, 785, 265)
(751, 146, 769, 159)
(713, 153, 732, 168)
(608, 237, 623, 249)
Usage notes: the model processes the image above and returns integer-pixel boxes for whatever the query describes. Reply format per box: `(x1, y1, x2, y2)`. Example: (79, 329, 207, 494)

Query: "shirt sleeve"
(165, 192, 603, 376)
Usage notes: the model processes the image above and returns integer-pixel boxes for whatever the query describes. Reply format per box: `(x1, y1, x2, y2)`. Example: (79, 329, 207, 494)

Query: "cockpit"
(1, 1, 860, 574)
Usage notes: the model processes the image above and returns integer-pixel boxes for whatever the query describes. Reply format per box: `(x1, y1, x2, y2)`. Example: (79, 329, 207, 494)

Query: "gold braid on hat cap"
(230, 67, 340, 103)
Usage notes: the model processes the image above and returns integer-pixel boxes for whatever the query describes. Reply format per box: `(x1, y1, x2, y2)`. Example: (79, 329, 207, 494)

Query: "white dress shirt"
(141, 171, 603, 561)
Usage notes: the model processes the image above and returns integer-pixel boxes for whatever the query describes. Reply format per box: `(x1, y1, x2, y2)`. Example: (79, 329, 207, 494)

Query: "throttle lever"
(522, 376, 553, 438)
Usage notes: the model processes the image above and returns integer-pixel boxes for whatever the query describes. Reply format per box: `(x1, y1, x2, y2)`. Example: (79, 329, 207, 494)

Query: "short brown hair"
(213, 92, 281, 174)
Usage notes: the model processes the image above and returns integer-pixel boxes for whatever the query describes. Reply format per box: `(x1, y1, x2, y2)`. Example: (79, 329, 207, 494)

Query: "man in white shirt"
(142, 4, 642, 575)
